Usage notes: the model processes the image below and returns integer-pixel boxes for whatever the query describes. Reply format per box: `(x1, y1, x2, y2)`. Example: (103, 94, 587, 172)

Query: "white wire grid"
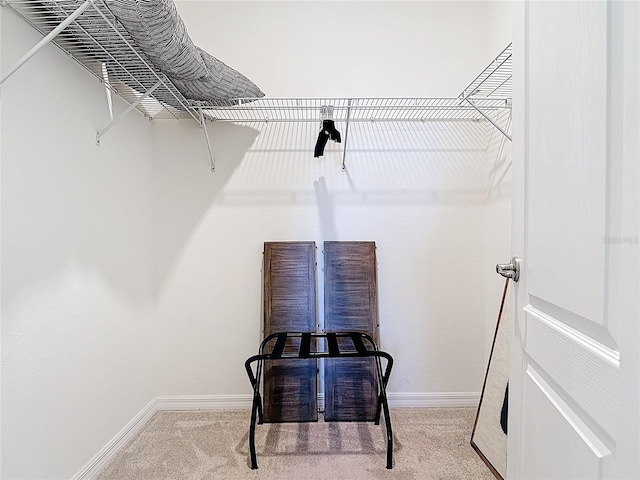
(5, 0, 511, 131)
(197, 45, 512, 124)
(460, 43, 512, 99)
(4, 0, 199, 121)
(196, 97, 511, 123)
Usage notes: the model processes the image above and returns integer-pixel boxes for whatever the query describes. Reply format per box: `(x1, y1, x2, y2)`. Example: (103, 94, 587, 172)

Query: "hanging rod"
(196, 97, 511, 123)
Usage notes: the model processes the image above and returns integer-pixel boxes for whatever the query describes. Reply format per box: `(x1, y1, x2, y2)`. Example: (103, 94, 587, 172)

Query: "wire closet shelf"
(195, 44, 513, 124)
(3, 0, 512, 126)
(195, 97, 511, 124)
(3, 0, 199, 122)
(3, 0, 512, 169)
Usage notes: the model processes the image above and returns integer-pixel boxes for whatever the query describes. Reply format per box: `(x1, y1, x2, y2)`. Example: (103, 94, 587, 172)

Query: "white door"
(509, 1, 639, 479)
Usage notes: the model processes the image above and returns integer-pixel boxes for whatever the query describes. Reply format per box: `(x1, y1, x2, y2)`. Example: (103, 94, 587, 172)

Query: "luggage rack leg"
(380, 387, 393, 469)
(373, 351, 394, 469)
(245, 355, 264, 469)
(249, 391, 259, 469)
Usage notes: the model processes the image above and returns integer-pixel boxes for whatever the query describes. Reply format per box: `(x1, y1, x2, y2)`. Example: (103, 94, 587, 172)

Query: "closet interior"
(3, 0, 513, 172)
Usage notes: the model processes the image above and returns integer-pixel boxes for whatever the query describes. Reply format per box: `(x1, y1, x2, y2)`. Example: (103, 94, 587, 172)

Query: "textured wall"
(153, 0, 513, 398)
(1, 1, 512, 478)
(151, 119, 498, 397)
(1, 8, 156, 479)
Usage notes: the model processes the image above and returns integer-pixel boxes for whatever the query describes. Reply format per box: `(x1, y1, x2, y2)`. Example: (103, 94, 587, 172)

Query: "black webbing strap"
(271, 332, 287, 358)
(350, 333, 368, 355)
(299, 332, 312, 358)
(326, 332, 340, 356)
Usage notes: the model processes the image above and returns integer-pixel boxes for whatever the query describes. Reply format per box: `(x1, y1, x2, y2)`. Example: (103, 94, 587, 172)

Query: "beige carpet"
(97, 408, 494, 480)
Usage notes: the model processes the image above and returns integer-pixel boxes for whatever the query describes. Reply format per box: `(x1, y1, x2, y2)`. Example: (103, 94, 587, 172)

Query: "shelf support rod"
(90, 2, 198, 123)
(341, 98, 352, 171)
(198, 109, 216, 173)
(96, 80, 161, 145)
(1, 0, 93, 86)
(464, 98, 512, 141)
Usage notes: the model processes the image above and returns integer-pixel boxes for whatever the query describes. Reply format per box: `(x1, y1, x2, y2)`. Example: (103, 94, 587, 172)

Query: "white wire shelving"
(196, 97, 510, 123)
(2, 0, 198, 120)
(458, 43, 512, 141)
(461, 43, 512, 99)
(2, 0, 512, 172)
(197, 44, 512, 128)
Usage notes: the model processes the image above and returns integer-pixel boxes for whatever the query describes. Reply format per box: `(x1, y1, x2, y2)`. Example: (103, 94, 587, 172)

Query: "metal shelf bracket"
(458, 42, 512, 142)
(341, 98, 352, 172)
(463, 97, 512, 142)
(96, 80, 161, 145)
(0, 0, 93, 86)
(5, 1, 512, 169)
(199, 108, 216, 172)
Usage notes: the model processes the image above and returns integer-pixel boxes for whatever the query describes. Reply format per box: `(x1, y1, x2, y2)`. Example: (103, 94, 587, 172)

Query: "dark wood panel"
(324, 358, 378, 421)
(323, 241, 379, 421)
(263, 242, 318, 422)
(263, 361, 318, 423)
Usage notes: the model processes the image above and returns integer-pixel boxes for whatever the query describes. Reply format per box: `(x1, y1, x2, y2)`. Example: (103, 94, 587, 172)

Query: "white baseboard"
(71, 398, 158, 480)
(319, 391, 479, 409)
(156, 394, 253, 410)
(152, 392, 480, 410)
(387, 392, 480, 408)
(72, 391, 479, 479)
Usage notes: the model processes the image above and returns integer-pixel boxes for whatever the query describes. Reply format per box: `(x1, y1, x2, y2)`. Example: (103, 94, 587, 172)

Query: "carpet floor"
(97, 407, 494, 480)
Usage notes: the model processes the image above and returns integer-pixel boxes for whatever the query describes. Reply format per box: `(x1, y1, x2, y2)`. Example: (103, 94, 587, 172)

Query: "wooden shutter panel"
(263, 242, 318, 422)
(323, 241, 379, 421)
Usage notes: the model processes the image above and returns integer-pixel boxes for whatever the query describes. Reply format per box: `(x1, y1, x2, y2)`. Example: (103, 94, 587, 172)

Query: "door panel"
(263, 242, 318, 422)
(324, 241, 378, 334)
(524, 306, 619, 440)
(511, 1, 638, 478)
(521, 366, 611, 479)
(524, 2, 617, 449)
(324, 241, 379, 421)
(528, 0, 607, 324)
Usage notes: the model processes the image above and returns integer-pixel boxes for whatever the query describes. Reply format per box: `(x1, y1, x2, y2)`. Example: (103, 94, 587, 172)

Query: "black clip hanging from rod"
(314, 105, 341, 158)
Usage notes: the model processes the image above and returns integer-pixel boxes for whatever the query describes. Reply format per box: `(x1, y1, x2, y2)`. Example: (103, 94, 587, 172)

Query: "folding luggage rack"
(244, 331, 394, 469)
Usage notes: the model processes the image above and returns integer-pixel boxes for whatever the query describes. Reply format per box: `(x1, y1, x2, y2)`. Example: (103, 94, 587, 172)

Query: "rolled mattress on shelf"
(105, 0, 264, 105)
(28, 0, 264, 109)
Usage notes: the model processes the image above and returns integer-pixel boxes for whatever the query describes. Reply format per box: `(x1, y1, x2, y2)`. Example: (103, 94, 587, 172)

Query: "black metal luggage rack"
(244, 331, 394, 469)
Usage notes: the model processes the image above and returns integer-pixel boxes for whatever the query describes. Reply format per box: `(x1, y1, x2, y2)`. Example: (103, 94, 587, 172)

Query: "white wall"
(152, 119, 506, 397)
(1, 1, 512, 478)
(483, 110, 513, 361)
(1, 8, 156, 479)
(154, 0, 513, 396)
(176, 1, 511, 98)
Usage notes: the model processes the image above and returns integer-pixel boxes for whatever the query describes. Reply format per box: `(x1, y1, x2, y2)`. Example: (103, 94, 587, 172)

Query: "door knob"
(496, 256, 521, 282)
